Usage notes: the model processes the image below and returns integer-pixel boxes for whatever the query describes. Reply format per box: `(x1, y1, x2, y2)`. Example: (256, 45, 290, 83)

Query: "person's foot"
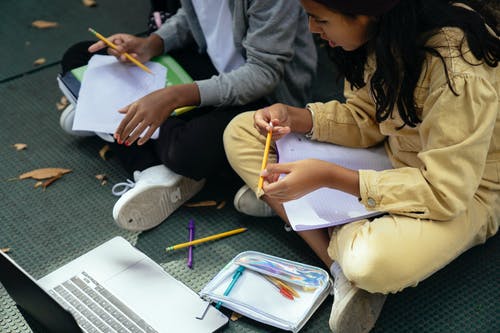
(329, 262, 386, 333)
(59, 104, 94, 137)
(112, 165, 205, 231)
(233, 185, 275, 217)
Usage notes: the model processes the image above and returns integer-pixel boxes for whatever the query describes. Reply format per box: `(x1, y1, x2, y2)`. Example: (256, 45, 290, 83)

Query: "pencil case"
(200, 251, 332, 332)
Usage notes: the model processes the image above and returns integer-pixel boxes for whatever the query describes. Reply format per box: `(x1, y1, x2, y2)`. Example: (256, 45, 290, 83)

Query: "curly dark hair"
(322, 0, 500, 127)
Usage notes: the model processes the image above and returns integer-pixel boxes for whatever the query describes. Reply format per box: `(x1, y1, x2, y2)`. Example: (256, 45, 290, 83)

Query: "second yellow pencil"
(166, 227, 247, 251)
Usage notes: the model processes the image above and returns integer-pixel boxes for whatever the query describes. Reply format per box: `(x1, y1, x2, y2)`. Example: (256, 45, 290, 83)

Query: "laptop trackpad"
(102, 258, 227, 333)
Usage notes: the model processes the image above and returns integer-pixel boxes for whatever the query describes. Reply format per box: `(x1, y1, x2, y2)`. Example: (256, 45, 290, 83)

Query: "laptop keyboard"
(48, 271, 159, 333)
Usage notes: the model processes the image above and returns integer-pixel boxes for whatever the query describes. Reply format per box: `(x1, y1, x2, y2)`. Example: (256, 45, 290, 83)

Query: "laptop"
(0, 237, 228, 333)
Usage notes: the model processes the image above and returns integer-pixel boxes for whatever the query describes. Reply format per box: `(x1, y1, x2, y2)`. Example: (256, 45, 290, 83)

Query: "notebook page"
(276, 133, 393, 231)
(72, 55, 166, 139)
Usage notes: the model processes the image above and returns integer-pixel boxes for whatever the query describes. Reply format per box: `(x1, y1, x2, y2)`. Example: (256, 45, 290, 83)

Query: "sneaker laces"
(111, 179, 135, 196)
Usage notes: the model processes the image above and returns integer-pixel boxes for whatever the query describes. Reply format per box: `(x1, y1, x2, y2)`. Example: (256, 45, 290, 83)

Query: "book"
(57, 54, 194, 141)
(276, 133, 393, 231)
(200, 251, 332, 332)
(58, 54, 193, 104)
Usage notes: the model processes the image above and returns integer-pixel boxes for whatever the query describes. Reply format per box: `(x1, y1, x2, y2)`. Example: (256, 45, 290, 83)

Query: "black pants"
(61, 41, 265, 180)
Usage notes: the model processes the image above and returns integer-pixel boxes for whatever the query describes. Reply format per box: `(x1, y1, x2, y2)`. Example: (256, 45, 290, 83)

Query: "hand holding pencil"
(87, 29, 161, 74)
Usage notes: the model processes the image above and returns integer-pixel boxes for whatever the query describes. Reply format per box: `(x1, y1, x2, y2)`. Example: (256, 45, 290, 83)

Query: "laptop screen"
(0, 251, 82, 333)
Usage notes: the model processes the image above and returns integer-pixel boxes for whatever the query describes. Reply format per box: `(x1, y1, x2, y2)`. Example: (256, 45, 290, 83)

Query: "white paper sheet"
(72, 55, 167, 139)
(276, 134, 393, 231)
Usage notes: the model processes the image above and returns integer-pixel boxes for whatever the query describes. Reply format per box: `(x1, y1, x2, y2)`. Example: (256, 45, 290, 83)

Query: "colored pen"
(166, 227, 247, 251)
(261, 275, 295, 300)
(258, 122, 273, 190)
(264, 275, 299, 299)
(215, 266, 246, 309)
(187, 219, 195, 269)
(88, 28, 153, 74)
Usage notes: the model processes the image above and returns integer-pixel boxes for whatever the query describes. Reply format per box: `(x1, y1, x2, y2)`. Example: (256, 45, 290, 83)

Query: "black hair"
(322, 0, 500, 127)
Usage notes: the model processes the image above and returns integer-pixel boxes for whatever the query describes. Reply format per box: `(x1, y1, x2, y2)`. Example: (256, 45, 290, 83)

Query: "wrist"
(146, 34, 164, 57)
(288, 106, 314, 135)
(165, 83, 200, 108)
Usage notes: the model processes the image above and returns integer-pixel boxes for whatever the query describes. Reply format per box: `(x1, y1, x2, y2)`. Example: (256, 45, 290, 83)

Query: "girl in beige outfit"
(224, 0, 500, 332)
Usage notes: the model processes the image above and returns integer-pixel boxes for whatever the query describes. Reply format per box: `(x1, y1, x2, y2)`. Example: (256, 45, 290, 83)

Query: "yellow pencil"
(88, 28, 153, 74)
(166, 227, 247, 251)
(258, 123, 273, 190)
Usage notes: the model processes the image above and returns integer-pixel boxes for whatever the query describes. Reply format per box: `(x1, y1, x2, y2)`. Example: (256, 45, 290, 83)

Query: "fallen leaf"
(33, 58, 46, 66)
(99, 144, 111, 160)
(19, 168, 72, 180)
(95, 174, 108, 186)
(56, 96, 68, 111)
(216, 200, 226, 209)
(1, 248, 10, 253)
(31, 20, 59, 29)
(230, 312, 242, 321)
(82, 0, 98, 7)
(34, 181, 43, 188)
(184, 200, 217, 207)
(42, 173, 63, 190)
(12, 143, 28, 151)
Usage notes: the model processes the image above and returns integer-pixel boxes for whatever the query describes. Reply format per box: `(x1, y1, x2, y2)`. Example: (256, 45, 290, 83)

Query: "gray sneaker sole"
(330, 287, 386, 333)
(115, 178, 205, 231)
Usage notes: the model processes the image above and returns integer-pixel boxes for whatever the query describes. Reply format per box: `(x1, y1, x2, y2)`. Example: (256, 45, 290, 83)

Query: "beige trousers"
(224, 111, 498, 293)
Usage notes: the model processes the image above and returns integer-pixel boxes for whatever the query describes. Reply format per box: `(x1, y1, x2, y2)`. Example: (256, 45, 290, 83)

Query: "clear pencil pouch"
(200, 251, 332, 332)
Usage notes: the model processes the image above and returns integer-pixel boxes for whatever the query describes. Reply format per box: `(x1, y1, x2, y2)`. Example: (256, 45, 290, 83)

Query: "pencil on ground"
(166, 227, 247, 251)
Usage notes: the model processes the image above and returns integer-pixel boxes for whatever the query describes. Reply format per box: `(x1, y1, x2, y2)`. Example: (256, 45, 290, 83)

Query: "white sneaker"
(329, 262, 386, 333)
(233, 185, 275, 217)
(112, 165, 205, 231)
(59, 104, 95, 137)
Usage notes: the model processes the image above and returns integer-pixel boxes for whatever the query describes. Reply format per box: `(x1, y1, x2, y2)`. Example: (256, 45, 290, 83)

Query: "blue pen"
(215, 266, 246, 309)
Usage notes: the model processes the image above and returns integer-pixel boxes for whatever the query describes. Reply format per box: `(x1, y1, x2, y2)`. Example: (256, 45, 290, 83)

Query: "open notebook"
(0, 237, 228, 333)
(276, 133, 393, 231)
(57, 54, 193, 142)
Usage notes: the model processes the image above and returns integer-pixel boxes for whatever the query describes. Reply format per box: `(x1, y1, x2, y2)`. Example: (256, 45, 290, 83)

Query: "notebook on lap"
(0, 237, 228, 333)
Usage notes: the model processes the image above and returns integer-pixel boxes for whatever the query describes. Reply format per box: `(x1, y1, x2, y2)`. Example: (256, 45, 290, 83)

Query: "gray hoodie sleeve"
(153, 7, 195, 53)
(196, 0, 305, 106)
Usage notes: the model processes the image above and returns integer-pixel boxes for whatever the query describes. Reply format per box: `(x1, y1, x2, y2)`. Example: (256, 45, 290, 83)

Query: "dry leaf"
(95, 174, 108, 186)
(33, 58, 46, 66)
(1, 248, 10, 253)
(99, 144, 111, 160)
(230, 312, 242, 321)
(19, 168, 72, 180)
(216, 200, 226, 209)
(34, 181, 43, 188)
(42, 173, 63, 190)
(56, 96, 68, 111)
(82, 0, 98, 7)
(12, 143, 28, 151)
(184, 200, 217, 207)
(31, 20, 59, 29)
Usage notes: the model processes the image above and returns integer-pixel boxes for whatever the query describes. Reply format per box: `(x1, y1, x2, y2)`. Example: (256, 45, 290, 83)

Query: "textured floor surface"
(0, 2, 499, 333)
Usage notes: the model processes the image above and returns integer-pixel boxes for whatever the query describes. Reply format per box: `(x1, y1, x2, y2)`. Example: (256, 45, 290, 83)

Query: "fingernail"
(117, 139, 122, 145)
(125, 141, 131, 147)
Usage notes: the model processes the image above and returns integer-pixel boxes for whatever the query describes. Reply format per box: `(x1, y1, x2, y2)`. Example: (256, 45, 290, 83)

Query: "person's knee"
(223, 111, 255, 161)
(340, 236, 411, 294)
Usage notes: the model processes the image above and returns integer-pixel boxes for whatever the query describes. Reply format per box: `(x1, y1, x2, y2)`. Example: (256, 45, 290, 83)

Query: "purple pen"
(187, 219, 195, 269)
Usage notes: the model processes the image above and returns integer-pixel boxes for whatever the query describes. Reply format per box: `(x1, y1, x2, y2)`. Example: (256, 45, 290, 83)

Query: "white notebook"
(276, 133, 393, 231)
(72, 55, 167, 139)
